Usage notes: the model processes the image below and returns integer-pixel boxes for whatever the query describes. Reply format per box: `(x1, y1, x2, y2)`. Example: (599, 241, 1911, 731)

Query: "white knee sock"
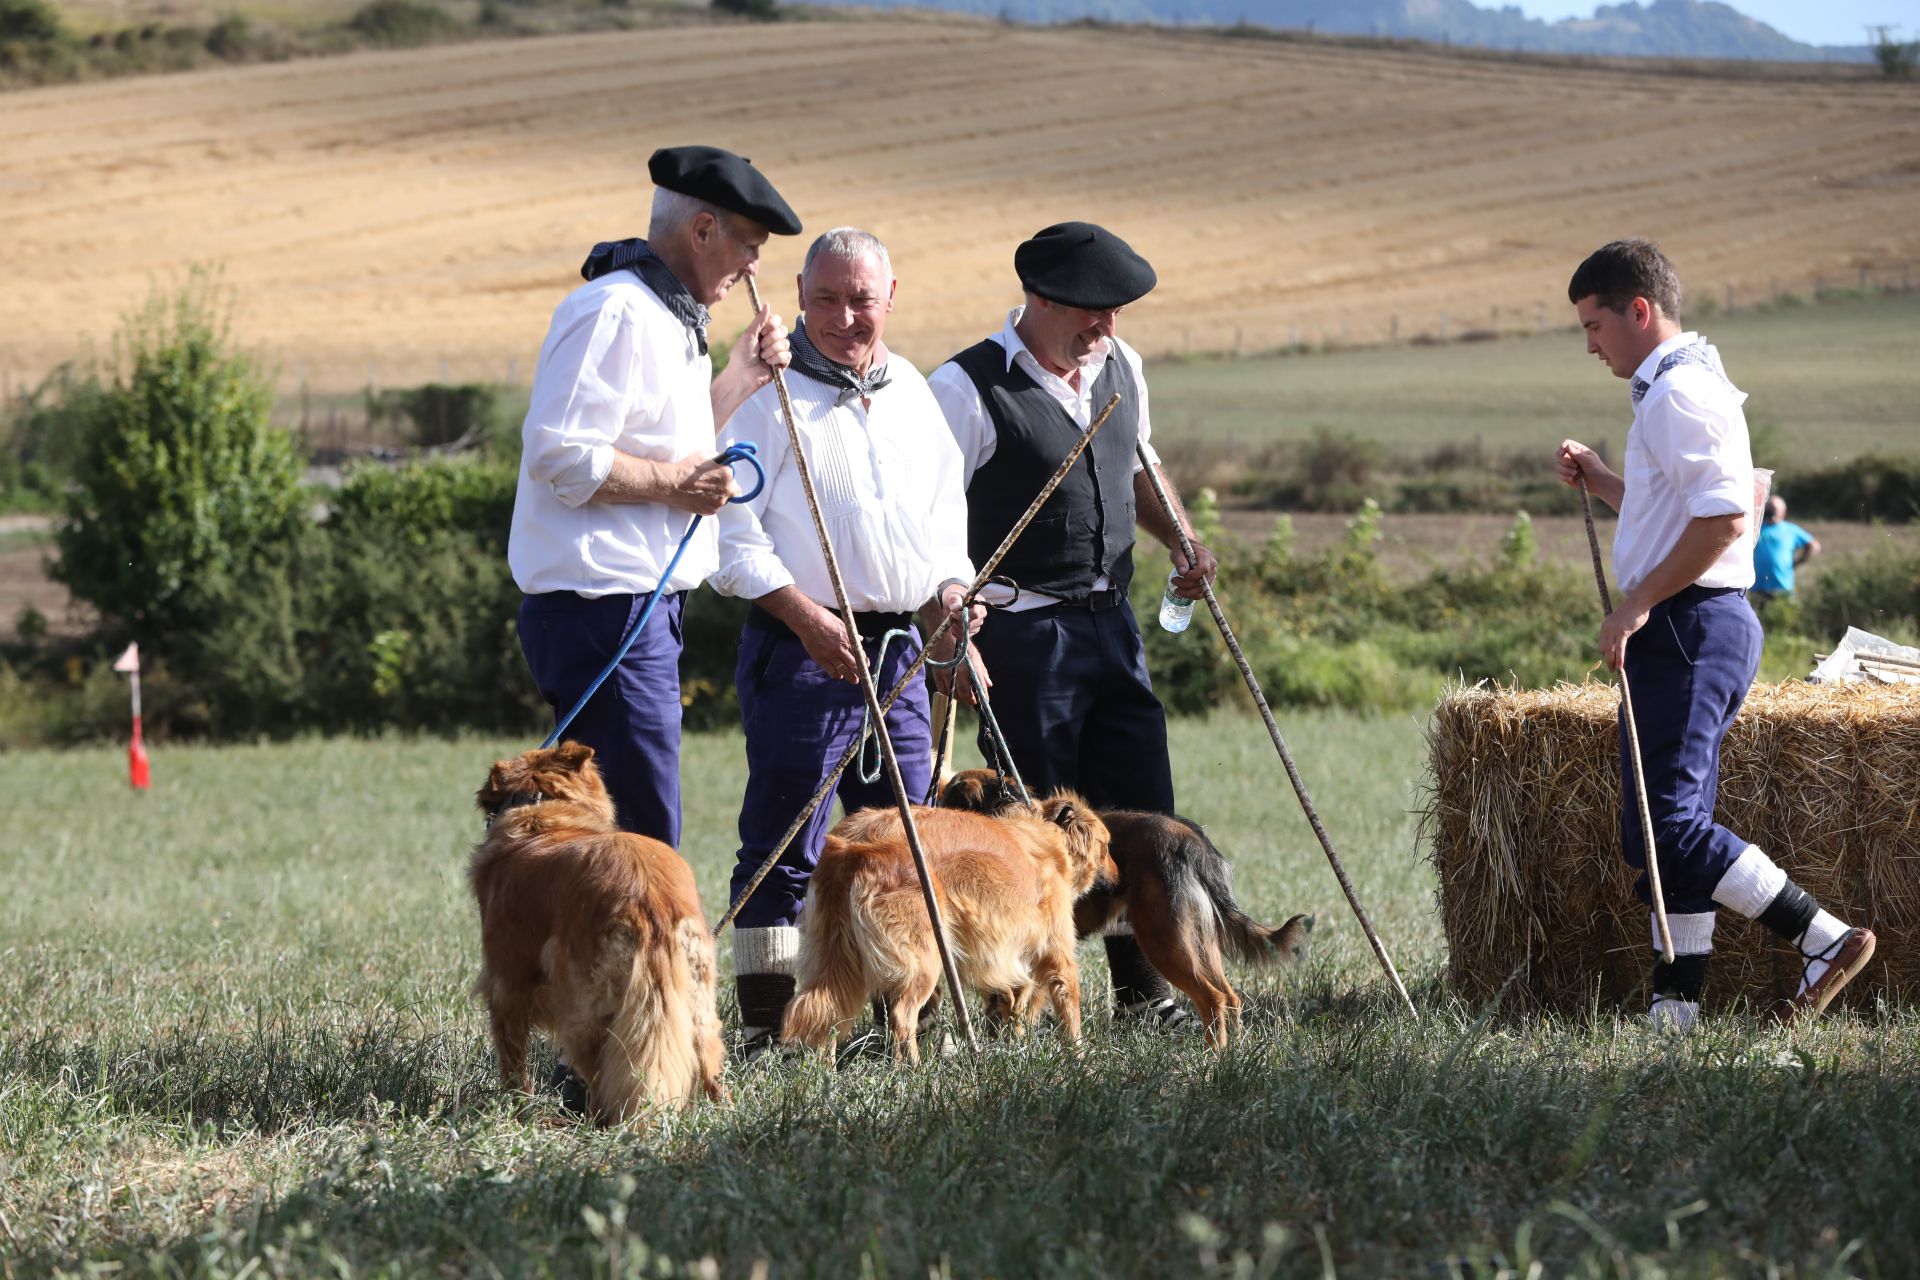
(733, 925, 800, 1036)
(1709, 845, 1786, 918)
(1650, 911, 1716, 1033)
(1796, 910, 1851, 992)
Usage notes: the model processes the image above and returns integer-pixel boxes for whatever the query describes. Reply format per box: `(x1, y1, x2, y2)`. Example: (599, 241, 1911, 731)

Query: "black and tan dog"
(939, 769, 1311, 1049)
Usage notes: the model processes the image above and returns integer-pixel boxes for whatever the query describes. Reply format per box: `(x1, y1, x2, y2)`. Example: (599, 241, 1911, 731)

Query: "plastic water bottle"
(1158, 569, 1194, 633)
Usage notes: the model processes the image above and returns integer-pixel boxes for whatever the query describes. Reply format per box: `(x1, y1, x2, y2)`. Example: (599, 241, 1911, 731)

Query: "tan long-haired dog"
(780, 794, 1113, 1063)
(939, 769, 1311, 1050)
(470, 743, 726, 1124)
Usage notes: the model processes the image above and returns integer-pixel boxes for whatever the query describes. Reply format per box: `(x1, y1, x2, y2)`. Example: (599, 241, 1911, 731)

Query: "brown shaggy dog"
(469, 743, 726, 1124)
(780, 795, 1114, 1063)
(938, 769, 1312, 1049)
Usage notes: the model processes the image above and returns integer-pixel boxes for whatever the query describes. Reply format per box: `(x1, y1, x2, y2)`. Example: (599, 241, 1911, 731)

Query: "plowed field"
(4, 20, 1917, 392)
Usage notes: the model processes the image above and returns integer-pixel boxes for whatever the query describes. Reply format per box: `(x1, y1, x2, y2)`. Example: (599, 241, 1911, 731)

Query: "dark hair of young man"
(1567, 239, 1683, 321)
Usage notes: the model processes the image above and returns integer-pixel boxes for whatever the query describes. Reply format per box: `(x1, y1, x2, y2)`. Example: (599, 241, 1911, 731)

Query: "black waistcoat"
(949, 339, 1140, 601)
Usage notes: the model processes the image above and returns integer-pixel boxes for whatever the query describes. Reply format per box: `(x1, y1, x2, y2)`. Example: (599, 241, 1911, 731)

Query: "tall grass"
(3, 717, 1914, 1276)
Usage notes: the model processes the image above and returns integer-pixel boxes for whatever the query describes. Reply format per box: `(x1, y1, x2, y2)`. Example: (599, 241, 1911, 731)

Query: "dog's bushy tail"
(781, 848, 873, 1050)
(1179, 820, 1314, 967)
(591, 913, 706, 1125)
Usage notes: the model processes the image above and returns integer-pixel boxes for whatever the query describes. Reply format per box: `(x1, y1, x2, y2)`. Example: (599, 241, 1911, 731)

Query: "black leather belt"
(1054, 587, 1125, 611)
(747, 604, 915, 643)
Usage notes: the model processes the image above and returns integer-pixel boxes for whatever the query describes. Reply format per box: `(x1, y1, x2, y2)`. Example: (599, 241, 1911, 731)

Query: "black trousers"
(971, 599, 1175, 815)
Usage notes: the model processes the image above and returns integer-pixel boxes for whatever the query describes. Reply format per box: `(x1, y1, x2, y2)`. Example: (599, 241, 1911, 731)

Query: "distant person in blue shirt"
(1751, 495, 1820, 608)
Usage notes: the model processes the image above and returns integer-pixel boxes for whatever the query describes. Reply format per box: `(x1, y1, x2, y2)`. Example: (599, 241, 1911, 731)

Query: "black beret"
(647, 145, 802, 236)
(1014, 222, 1157, 310)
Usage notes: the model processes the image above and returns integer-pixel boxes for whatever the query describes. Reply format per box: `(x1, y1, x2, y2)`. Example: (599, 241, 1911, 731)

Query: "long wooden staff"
(1136, 449, 1417, 1018)
(738, 276, 978, 1049)
(1576, 474, 1676, 965)
(715, 391, 1123, 936)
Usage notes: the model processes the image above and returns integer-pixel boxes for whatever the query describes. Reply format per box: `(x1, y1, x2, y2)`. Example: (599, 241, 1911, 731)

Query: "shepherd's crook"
(1135, 448, 1417, 1018)
(716, 393, 1124, 937)
(1576, 474, 1676, 965)
(734, 276, 980, 1049)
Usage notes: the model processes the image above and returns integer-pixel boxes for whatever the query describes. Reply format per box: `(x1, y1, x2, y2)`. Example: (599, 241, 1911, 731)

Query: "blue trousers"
(1618, 586, 1763, 915)
(971, 601, 1176, 816)
(517, 590, 685, 847)
(725, 622, 932, 929)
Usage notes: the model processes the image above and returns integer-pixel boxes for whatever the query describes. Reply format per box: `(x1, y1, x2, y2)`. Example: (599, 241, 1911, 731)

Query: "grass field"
(4, 715, 1916, 1277)
(1148, 291, 1920, 471)
(3, 17, 1916, 394)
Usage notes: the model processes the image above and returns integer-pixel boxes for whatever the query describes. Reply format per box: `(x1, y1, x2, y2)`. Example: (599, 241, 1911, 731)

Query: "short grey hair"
(649, 188, 727, 239)
(802, 227, 893, 287)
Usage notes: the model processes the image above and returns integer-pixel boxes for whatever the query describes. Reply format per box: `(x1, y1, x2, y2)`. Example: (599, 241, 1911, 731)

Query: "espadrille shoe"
(1777, 927, 1877, 1025)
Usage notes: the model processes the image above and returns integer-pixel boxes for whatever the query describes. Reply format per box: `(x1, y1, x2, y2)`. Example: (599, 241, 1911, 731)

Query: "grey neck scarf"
(1631, 340, 1729, 405)
(789, 320, 891, 408)
(580, 238, 709, 355)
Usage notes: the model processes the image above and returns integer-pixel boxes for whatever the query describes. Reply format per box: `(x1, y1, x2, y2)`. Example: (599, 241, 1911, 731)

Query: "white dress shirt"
(508, 275, 719, 597)
(712, 349, 975, 614)
(1614, 331, 1757, 597)
(926, 307, 1160, 610)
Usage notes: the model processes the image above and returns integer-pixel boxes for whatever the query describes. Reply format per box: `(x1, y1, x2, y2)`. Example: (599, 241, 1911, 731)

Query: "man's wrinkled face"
(798, 251, 895, 373)
(1025, 296, 1124, 374)
(689, 211, 770, 307)
(1575, 294, 1647, 380)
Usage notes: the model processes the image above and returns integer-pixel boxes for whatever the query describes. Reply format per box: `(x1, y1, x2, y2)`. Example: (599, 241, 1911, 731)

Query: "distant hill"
(807, 0, 1873, 62)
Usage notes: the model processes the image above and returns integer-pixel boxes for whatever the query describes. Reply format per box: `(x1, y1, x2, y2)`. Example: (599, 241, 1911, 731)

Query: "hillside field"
(2, 17, 1917, 394)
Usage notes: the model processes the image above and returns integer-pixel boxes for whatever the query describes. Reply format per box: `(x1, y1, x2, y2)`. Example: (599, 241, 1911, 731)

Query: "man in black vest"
(927, 222, 1218, 1029)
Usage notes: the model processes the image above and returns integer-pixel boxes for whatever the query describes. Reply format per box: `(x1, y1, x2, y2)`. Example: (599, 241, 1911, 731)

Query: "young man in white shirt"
(510, 145, 797, 848)
(710, 229, 978, 1053)
(927, 222, 1220, 1031)
(1555, 239, 1876, 1029)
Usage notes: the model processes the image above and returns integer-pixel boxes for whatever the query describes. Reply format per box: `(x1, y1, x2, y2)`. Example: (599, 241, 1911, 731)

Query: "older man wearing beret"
(510, 144, 800, 848)
(927, 222, 1219, 1031)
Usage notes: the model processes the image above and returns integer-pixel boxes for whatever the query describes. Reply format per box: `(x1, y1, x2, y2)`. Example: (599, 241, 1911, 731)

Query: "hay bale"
(1422, 680, 1920, 1013)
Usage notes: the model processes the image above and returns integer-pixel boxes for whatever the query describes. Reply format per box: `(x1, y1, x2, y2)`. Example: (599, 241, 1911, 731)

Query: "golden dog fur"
(780, 794, 1114, 1063)
(938, 769, 1311, 1049)
(469, 743, 725, 1124)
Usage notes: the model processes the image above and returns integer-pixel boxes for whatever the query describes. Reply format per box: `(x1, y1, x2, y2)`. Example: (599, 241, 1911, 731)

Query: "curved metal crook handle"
(717, 440, 766, 504)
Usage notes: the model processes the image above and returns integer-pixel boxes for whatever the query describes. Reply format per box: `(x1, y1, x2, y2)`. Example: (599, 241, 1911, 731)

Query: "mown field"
(4, 715, 1916, 1277)
(2, 16, 1916, 394)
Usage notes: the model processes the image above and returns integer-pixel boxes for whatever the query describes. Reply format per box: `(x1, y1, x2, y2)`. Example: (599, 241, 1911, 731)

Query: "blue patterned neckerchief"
(579, 238, 710, 355)
(788, 320, 891, 408)
(1630, 340, 1727, 405)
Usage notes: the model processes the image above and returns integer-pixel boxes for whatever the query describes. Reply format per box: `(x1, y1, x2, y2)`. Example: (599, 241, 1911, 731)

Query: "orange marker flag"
(112, 642, 150, 791)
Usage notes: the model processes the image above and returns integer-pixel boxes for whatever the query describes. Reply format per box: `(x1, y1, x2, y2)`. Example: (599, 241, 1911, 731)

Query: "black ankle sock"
(1758, 880, 1818, 944)
(1104, 934, 1172, 1007)
(1652, 953, 1710, 1002)
(736, 973, 796, 1030)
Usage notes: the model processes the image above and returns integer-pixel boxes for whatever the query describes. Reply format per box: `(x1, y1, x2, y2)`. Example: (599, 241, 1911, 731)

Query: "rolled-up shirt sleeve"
(711, 389, 797, 601)
(1650, 385, 1749, 519)
(520, 307, 637, 508)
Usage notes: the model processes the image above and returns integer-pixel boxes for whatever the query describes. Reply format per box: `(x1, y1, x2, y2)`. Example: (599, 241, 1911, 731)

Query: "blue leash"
(541, 442, 766, 750)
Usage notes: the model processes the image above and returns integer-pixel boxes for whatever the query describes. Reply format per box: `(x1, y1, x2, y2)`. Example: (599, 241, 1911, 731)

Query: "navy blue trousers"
(517, 590, 685, 847)
(726, 623, 932, 929)
(1618, 585, 1763, 915)
(971, 601, 1176, 816)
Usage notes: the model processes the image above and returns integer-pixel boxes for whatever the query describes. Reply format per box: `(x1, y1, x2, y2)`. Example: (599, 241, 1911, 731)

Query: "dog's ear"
(554, 741, 596, 770)
(476, 759, 515, 809)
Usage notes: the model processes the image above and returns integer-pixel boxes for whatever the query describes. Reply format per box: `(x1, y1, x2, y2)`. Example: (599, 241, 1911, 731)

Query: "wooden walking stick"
(739, 275, 979, 1049)
(716, 392, 1124, 936)
(1576, 473, 1676, 965)
(1135, 448, 1418, 1018)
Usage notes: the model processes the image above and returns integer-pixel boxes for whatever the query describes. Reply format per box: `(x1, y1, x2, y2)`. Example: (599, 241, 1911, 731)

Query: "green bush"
(711, 0, 778, 18)
(1, 364, 99, 513)
(329, 455, 516, 553)
(366, 382, 515, 451)
(0, 0, 64, 42)
(1797, 545, 1920, 638)
(348, 0, 457, 46)
(1783, 454, 1920, 523)
(50, 272, 305, 640)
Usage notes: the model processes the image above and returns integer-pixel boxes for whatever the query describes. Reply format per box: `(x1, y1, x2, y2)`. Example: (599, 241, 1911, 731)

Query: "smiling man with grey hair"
(711, 226, 979, 1057)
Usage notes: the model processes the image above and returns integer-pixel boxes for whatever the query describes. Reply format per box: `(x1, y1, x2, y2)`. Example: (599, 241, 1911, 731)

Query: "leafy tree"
(52, 270, 305, 641)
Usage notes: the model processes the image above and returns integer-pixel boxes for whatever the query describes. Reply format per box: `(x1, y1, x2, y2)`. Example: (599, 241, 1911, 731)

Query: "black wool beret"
(647, 145, 802, 236)
(1014, 222, 1157, 310)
